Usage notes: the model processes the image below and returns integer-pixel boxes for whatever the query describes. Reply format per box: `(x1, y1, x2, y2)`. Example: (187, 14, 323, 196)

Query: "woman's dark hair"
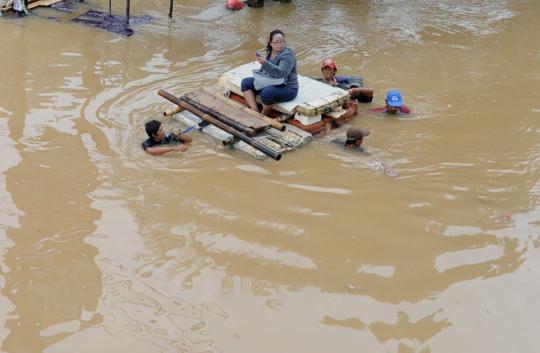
(145, 119, 161, 138)
(266, 29, 285, 53)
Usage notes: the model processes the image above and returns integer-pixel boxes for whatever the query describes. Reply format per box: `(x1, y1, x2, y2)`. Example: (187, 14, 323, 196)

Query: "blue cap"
(386, 90, 403, 107)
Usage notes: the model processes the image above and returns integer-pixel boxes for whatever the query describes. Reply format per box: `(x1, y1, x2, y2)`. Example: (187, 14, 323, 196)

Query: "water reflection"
(1, 24, 103, 353)
(187, 204, 526, 300)
(2, 99, 103, 352)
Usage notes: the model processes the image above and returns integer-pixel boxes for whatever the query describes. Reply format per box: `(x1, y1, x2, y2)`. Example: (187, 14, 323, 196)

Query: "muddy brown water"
(1, 1, 540, 352)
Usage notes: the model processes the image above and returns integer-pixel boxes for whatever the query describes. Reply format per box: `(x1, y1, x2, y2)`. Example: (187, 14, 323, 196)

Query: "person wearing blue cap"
(370, 90, 410, 115)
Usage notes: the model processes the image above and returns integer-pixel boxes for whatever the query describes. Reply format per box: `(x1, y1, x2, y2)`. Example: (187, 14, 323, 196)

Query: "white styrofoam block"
(294, 113, 322, 125)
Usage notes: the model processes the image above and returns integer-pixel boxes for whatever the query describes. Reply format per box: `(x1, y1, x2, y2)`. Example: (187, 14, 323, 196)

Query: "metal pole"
(168, 0, 173, 18)
(125, 0, 130, 26)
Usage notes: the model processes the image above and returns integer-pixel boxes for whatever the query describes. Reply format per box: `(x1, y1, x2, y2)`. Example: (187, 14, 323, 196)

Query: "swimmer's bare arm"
(145, 144, 188, 155)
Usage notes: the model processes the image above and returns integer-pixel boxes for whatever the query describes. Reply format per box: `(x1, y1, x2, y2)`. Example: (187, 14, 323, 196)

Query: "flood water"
(1, 0, 540, 352)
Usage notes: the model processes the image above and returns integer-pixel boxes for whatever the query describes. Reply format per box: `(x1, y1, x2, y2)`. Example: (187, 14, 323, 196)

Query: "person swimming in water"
(332, 127, 371, 152)
(317, 58, 374, 103)
(370, 90, 410, 115)
(141, 119, 192, 155)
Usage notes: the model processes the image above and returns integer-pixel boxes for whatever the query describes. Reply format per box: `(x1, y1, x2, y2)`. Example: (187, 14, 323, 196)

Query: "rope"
(178, 124, 199, 135)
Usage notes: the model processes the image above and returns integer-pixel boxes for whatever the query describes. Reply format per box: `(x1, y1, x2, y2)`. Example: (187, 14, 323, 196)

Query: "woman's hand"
(256, 56, 266, 65)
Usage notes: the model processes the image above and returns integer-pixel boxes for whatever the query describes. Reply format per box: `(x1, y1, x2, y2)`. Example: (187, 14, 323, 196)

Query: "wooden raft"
(183, 91, 271, 132)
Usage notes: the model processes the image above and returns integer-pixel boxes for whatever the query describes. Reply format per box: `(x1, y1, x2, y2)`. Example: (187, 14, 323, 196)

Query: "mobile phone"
(255, 51, 261, 57)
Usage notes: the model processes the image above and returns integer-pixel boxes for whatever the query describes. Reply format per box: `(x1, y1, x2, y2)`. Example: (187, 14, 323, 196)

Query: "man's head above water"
(345, 127, 370, 147)
(385, 90, 403, 114)
(145, 119, 165, 141)
(321, 58, 337, 81)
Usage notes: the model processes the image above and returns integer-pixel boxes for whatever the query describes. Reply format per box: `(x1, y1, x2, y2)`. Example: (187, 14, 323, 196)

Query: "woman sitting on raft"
(241, 29, 299, 116)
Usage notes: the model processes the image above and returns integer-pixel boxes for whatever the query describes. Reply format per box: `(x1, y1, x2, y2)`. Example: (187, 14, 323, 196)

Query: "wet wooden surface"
(184, 90, 271, 131)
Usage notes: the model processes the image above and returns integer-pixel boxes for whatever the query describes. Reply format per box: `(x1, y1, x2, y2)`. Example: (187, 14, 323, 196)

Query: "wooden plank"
(59, 5, 89, 22)
(184, 91, 271, 131)
(28, 0, 63, 9)
(202, 87, 285, 131)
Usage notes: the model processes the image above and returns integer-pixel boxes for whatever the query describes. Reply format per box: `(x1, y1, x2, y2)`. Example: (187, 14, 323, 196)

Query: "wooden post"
(168, 0, 173, 18)
(125, 0, 130, 25)
(109, 0, 111, 14)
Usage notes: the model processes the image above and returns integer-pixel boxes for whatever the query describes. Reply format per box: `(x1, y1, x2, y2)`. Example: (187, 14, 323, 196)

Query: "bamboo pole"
(163, 105, 184, 117)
